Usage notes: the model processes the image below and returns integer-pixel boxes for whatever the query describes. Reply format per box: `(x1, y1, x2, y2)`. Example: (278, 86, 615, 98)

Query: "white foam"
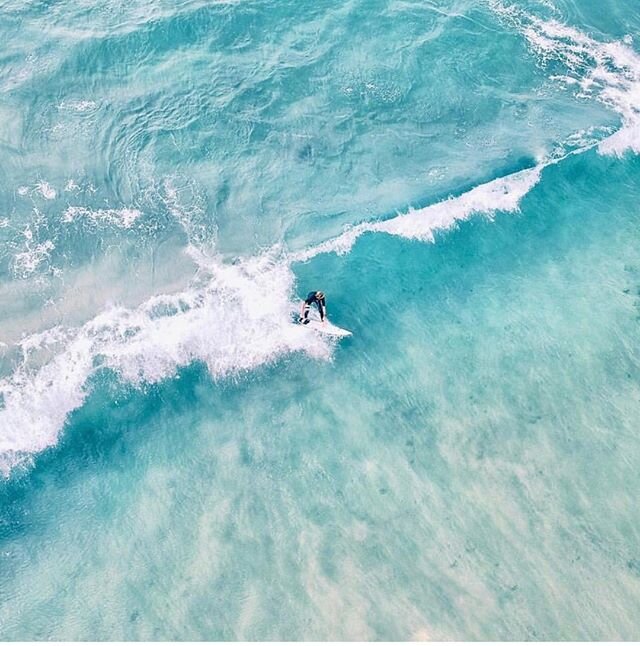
(17, 182, 58, 200)
(0, 332, 93, 474)
(12, 239, 55, 277)
(290, 165, 542, 262)
(58, 100, 98, 112)
(0, 251, 331, 475)
(62, 206, 142, 228)
(489, 1, 640, 156)
(36, 181, 57, 200)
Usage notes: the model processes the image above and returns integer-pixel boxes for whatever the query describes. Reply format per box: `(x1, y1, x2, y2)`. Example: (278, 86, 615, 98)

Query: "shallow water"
(1, 0, 640, 640)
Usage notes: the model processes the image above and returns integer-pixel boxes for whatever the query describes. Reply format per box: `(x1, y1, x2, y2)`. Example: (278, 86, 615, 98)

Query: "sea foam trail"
(0, 251, 331, 476)
(290, 165, 543, 262)
(489, 1, 640, 156)
(0, 151, 582, 477)
(0, 161, 546, 477)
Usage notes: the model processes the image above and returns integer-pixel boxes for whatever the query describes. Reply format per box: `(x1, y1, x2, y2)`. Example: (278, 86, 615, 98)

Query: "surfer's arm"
(319, 298, 326, 321)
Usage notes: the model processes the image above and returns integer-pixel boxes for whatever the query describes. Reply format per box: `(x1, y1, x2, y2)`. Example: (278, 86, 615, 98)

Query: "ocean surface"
(1, 0, 640, 639)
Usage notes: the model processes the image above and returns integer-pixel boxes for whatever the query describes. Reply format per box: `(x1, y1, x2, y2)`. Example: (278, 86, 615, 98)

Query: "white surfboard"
(300, 310, 352, 338)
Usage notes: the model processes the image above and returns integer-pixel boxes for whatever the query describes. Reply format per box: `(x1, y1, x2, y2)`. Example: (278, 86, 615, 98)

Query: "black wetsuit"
(301, 291, 326, 323)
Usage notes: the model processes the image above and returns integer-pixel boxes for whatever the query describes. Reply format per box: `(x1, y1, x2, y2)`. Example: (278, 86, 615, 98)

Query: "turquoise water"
(2, 0, 640, 640)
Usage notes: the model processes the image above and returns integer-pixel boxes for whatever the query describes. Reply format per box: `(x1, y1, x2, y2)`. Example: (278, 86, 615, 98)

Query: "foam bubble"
(16, 182, 59, 200)
(58, 100, 98, 112)
(36, 181, 57, 200)
(62, 206, 142, 228)
(12, 239, 55, 277)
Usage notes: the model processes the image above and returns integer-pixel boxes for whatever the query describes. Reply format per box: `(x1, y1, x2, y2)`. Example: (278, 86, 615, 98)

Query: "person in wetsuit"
(300, 291, 326, 324)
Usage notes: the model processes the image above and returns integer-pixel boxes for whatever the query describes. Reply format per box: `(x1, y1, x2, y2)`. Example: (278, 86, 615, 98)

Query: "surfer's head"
(316, 291, 324, 299)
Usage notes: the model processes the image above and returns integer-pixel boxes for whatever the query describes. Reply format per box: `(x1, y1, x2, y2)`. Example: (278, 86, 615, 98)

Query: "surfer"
(300, 291, 326, 325)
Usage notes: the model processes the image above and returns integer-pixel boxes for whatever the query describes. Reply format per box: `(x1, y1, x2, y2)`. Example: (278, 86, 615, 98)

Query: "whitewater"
(1, 0, 640, 639)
